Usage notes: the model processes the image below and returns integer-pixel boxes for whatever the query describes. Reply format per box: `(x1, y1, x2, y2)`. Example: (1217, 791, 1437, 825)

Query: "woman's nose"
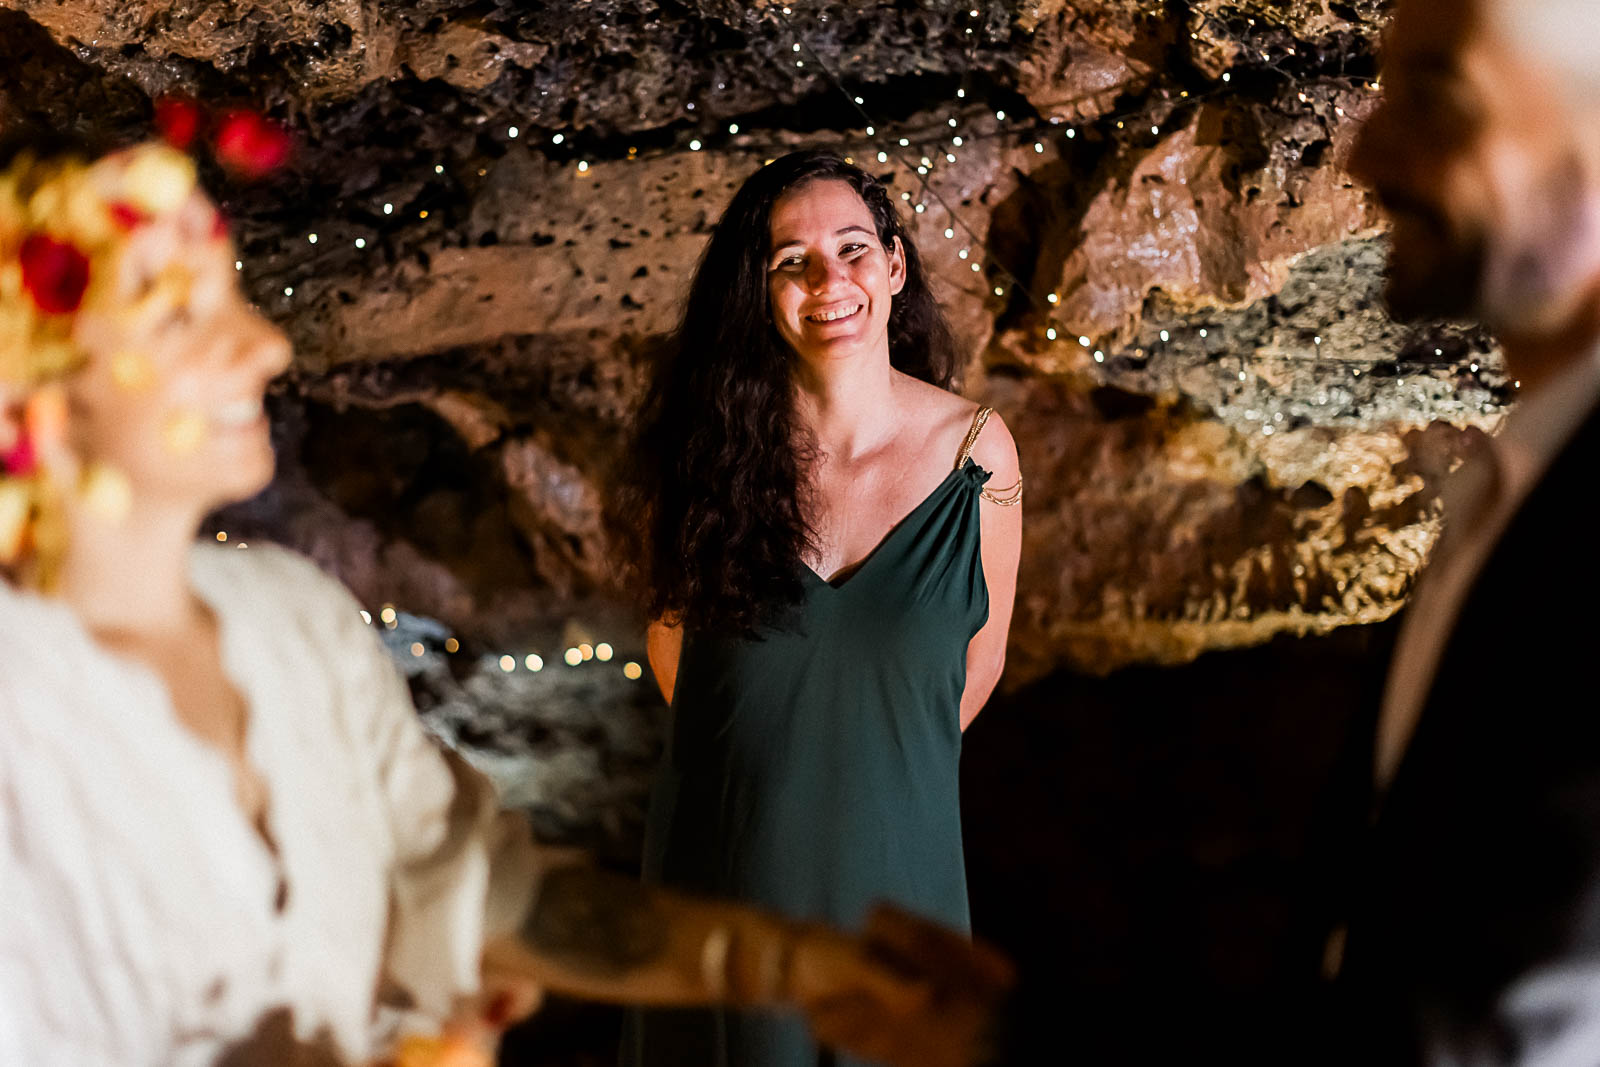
(804, 255, 845, 292)
(236, 313, 292, 378)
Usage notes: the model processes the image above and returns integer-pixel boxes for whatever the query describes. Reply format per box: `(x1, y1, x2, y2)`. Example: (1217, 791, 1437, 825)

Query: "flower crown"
(0, 142, 200, 567)
(0, 142, 200, 390)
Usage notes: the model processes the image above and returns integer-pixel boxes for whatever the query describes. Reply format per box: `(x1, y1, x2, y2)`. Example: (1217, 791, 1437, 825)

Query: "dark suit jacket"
(983, 401, 1600, 1066)
(1340, 397, 1600, 1064)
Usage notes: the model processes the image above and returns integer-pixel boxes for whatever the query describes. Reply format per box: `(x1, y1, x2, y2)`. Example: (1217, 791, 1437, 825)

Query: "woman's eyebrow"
(770, 225, 876, 253)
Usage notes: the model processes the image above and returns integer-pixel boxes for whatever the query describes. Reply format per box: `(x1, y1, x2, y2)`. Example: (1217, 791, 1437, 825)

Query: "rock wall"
(0, 1, 1508, 684)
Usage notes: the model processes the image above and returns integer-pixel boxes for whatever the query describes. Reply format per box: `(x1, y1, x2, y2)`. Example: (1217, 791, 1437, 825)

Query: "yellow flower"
(61, 176, 120, 249)
(24, 174, 70, 232)
(0, 480, 32, 564)
(0, 261, 22, 302)
(0, 302, 36, 384)
(118, 146, 196, 218)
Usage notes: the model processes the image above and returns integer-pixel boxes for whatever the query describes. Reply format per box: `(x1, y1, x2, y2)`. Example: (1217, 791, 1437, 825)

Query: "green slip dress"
(622, 407, 998, 1067)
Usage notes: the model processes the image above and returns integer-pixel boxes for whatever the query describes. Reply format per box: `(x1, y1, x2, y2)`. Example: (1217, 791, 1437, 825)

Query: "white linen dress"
(0, 543, 537, 1067)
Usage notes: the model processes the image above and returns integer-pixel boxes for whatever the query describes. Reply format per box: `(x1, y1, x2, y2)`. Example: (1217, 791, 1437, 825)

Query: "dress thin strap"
(953, 405, 1024, 507)
(953, 406, 993, 470)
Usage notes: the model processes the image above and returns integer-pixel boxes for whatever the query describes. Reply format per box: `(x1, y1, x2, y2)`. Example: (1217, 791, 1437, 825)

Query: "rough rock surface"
(0, 1, 1507, 683)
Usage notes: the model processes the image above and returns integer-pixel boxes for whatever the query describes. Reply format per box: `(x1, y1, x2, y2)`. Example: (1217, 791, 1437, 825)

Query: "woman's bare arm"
(481, 860, 905, 1012)
(960, 412, 1022, 731)
(646, 618, 683, 705)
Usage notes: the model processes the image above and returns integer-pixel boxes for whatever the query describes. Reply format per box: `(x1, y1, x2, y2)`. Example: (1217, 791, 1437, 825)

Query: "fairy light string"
(757, 1, 1511, 444)
(240, 5, 1497, 397)
(204, 7, 1504, 655)
(759, 3, 1488, 384)
(207, 529, 645, 680)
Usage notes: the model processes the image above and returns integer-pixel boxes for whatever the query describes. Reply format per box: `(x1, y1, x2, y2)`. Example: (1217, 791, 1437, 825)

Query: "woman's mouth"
(804, 303, 863, 324)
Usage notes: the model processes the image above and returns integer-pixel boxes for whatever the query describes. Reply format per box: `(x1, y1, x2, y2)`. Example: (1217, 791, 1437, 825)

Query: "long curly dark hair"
(620, 149, 962, 635)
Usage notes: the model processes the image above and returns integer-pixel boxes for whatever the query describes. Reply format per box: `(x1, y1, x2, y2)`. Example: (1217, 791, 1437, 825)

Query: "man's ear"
(888, 235, 907, 296)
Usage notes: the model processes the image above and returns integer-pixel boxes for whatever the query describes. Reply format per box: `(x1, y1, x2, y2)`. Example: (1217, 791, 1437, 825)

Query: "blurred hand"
(382, 940, 545, 1067)
(453, 938, 548, 1045)
(799, 904, 1015, 1067)
(388, 1033, 491, 1067)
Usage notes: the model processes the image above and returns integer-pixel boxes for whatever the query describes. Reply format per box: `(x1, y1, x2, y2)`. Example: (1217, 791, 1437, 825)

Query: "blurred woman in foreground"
(0, 135, 968, 1067)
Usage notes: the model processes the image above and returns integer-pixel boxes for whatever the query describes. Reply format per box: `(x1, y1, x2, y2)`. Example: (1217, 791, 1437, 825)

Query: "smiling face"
(766, 178, 906, 369)
(64, 192, 291, 516)
(1350, 0, 1600, 334)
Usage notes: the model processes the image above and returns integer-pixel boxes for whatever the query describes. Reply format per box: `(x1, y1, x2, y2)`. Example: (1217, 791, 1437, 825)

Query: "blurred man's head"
(1352, 0, 1600, 341)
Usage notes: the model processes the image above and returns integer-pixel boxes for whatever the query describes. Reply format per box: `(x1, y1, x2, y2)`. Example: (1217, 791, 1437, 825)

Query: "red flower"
(154, 96, 204, 151)
(19, 234, 91, 315)
(1, 434, 36, 477)
(108, 201, 148, 231)
(213, 110, 291, 180)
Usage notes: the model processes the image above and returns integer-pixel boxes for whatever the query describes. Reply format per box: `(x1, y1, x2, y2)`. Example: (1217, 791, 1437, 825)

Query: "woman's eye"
(841, 243, 866, 256)
(779, 256, 804, 270)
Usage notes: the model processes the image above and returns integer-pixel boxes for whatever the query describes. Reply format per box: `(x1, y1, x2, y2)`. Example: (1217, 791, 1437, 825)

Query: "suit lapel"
(1384, 398, 1600, 795)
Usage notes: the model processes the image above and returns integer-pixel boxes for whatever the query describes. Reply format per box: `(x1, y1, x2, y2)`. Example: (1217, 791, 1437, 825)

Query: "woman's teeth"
(807, 304, 862, 323)
(213, 398, 263, 428)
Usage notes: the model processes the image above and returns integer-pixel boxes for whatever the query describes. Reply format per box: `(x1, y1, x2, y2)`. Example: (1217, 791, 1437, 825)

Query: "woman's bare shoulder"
(968, 406, 1020, 482)
(888, 373, 1019, 478)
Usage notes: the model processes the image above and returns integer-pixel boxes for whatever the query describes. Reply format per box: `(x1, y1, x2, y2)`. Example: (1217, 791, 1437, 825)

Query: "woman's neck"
(791, 352, 900, 462)
(56, 499, 204, 638)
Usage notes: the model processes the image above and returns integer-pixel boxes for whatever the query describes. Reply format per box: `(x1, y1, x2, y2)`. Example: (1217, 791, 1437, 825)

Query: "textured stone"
(998, 373, 1481, 679)
(0, 0, 1513, 680)
(1026, 84, 1381, 354)
(1014, 3, 1169, 123)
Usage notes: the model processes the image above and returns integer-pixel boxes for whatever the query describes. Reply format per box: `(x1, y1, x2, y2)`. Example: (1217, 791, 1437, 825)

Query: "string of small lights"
(761, 6, 1504, 393)
(754, 4, 1515, 433)
(246, 6, 1418, 388)
(206, 528, 647, 682)
(253, 2, 1384, 313)
(213, 9, 1508, 664)
(762, 3, 1380, 309)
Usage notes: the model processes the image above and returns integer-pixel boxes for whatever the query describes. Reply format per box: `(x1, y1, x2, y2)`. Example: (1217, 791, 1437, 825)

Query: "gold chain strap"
(981, 478, 1023, 507)
(956, 405, 1023, 506)
(953, 406, 992, 471)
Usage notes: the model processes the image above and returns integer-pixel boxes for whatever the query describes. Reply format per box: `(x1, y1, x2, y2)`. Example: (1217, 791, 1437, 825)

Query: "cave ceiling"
(0, 0, 1504, 678)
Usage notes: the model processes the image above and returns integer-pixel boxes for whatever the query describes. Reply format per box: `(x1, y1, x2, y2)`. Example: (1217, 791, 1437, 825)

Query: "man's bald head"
(1350, 0, 1600, 345)
(1492, 0, 1600, 115)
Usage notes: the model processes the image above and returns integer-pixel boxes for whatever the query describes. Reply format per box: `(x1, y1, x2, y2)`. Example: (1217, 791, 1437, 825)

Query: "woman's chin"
(196, 447, 276, 510)
(793, 329, 879, 363)
(232, 455, 276, 501)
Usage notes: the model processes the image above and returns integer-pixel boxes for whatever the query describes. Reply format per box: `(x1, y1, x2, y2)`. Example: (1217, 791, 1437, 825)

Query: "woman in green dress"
(620, 150, 1023, 1067)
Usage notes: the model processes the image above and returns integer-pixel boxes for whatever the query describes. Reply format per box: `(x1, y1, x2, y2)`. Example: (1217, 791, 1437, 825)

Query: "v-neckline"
(803, 462, 972, 592)
(48, 549, 290, 910)
(189, 552, 288, 892)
